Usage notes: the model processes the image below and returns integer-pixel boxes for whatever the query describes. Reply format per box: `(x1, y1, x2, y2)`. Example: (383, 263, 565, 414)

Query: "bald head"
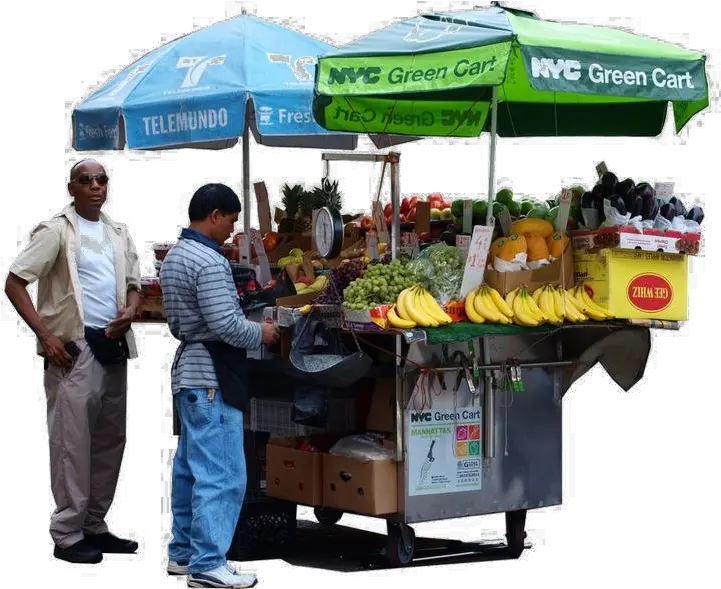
(70, 158, 105, 182)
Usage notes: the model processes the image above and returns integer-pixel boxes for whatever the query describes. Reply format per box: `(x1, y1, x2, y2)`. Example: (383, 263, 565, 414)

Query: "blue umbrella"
(71, 13, 361, 260)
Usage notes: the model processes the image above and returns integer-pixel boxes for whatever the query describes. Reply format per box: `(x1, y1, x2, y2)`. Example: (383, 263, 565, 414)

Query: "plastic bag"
(329, 434, 395, 461)
(582, 207, 601, 230)
(492, 251, 528, 273)
(406, 243, 465, 304)
(291, 384, 329, 428)
(600, 198, 632, 229)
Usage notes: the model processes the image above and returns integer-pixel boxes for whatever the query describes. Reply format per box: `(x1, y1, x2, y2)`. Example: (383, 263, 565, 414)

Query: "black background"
(3, 0, 719, 587)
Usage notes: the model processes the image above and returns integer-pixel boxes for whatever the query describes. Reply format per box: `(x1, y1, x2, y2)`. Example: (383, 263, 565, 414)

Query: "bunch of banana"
(465, 284, 513, 324)
(506, 286, 545, 327)
(532, 285, 564, 326)
(387, 305, 416, 329)
(569, 284, 614, 321)
(394, 285, 453, 328)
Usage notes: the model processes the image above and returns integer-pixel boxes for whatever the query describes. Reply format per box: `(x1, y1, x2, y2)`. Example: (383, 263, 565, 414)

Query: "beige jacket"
(9, 203, 141, 358)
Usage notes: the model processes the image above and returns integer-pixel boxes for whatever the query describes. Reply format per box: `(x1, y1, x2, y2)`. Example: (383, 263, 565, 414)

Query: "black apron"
(174, 340, 249, 412)
(84, 326, 130, 367)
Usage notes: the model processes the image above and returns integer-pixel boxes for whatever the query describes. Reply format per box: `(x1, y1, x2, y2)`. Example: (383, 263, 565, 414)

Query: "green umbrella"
(312, 3, 708, 226)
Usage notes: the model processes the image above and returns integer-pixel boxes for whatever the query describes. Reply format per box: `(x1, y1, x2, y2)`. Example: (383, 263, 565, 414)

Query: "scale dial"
(313, 206, 344, 259)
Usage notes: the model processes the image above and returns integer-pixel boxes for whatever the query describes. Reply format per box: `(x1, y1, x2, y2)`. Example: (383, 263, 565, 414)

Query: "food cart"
(141, 152, 692, 569)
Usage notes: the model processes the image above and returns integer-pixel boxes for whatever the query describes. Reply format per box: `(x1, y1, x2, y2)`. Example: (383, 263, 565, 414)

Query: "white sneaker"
(165, 561, 238, 577)
(187, 563, 257, 588)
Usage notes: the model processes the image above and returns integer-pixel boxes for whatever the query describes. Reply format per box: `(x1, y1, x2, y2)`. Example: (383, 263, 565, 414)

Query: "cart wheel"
(505, 509, 527, 557)
(313, 507, 343, 526)
(385, 522, 416, 567)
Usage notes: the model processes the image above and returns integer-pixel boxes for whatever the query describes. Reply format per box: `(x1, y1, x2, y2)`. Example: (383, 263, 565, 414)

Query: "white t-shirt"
(76, 214, 118, 329)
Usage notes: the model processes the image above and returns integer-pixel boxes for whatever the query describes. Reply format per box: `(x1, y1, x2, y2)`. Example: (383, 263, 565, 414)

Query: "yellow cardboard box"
(573, 249, 688, 321)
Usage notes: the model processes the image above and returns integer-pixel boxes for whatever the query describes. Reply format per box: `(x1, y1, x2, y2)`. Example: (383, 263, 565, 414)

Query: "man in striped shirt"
(160, 184, 277, 589)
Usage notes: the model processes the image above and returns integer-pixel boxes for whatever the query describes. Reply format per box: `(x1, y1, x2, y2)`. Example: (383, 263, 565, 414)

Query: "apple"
(360, 216, 374, 231)
(385, 215, 392, 229)
(440, 208, 454, 220)
(409, 196, 419, 209)
(399, 213, 407, 224)
(400, 197, 410, 215)
(428, 192, 443, 202)
(384, 202, 393, 218)
(430, 208, 442, 220)
(407, 208, 417, 222)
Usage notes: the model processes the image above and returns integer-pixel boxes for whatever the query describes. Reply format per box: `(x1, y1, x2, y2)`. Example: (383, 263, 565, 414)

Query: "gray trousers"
(44, 340, 127, 548)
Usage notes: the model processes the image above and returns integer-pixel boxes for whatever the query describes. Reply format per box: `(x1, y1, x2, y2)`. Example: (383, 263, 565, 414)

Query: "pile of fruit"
(317, 259, 365, 304)
(342, 259, 415, 311)
(464, 282, 614, 327)
(488, 218, 569, 271)
(293, 274, 328, 295)
(387, 285, 453, 329)
(380, 193, 454, 228)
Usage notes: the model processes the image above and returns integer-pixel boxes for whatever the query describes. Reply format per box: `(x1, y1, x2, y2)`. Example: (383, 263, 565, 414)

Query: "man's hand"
(106, 307, 136, 339)
(40, 332, 73, 368)
(261, 321, 279, 345)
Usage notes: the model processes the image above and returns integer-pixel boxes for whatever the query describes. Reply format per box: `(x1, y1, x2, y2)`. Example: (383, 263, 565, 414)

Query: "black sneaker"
(54, 539, 103, 564)
(84, 532, 139, 554)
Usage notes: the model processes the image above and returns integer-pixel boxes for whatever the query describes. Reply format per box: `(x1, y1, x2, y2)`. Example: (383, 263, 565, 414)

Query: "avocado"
(570, 185, 586, 201)
(495, 188, 513, 205)
(451, 199, 464, 218)
(527, 206, 550, 219)
(520, 199, 535, 215)
(472, 199, 488, 219)
(507, 200, 521, 217)
(492, 202, 508, 216)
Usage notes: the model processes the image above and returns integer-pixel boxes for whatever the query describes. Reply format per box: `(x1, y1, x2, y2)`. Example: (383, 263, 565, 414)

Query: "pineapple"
(312, 177, 343, 212)
(294, 189, 315, 233)
(279, 183, 303, 233)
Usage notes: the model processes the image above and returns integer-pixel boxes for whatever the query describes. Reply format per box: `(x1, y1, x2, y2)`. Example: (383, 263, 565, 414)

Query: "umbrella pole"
(483, 85, 498, 459)
(242, 111, 252, 264)
(485, 86, 498, 228)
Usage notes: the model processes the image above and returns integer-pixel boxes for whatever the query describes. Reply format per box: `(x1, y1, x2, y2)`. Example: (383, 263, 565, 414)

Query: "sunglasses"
(74, 173, 109, 186)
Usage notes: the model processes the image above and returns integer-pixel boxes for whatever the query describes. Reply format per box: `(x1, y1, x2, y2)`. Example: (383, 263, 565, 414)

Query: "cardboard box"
(275, 291, 320, 308)
(573, 248, 688, 321)
(366, 378, 395, 433)
(266, 437, 324, 506)
(485, 246, 575, 296)
(571, 226, 701, 256)
(342, 305, 392, 331)
(322, 454, 398, 516)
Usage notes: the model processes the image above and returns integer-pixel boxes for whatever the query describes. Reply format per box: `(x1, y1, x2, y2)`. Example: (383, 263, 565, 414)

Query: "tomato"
(262, 231, 279, 253)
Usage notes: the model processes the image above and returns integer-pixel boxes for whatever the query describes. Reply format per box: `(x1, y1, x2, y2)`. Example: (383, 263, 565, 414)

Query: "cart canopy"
(312, 3, 708, 138)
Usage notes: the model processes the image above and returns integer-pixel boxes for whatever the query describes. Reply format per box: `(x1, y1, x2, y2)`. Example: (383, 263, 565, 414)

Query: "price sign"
(366, 231, 379, 260)
(462, 199, 473, 234)
(400, 232, 419, 257)
(372, 201, 390, 244)
(253, 182, 272, 235)
(460, 225, 494, 299)
(596, 161, 608, 178)
(249, 229, 271, 286)
(455, 234, 471, 260)
(554, 188, 572, 233)
(654, 182, 675, 201)
(497, 209, 513, 236)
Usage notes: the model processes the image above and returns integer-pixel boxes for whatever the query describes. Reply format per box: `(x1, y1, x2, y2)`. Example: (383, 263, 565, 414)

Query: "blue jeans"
(168, 388, 246, 574)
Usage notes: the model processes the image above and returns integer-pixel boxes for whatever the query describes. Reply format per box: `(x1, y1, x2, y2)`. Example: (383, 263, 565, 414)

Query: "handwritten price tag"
(555, 188, 572, 233)
(462, 199, 473, 234)
(460, 225, 494, 298)
(366, 232, 379, 260)
(249, 229, 272, 286)
(455, 234, 471, 260)
(400, 232, 419, 257)
(654, 182, 675, 201)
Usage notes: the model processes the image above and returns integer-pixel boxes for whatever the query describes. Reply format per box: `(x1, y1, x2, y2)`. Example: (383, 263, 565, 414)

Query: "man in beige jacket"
(5, 159, 141, 564)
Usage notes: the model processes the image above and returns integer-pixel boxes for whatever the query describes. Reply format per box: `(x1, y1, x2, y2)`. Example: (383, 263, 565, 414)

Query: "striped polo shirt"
(159, 229, 262, 395)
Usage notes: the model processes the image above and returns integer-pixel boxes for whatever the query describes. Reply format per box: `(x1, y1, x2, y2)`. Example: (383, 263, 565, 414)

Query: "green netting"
(422, 320, 632, 344)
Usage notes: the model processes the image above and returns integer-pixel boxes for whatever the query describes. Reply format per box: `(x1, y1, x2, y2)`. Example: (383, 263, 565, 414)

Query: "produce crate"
(227, 497, 297, 561)
(249, 397, 357, 437)
(244, 431, 269, 502)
